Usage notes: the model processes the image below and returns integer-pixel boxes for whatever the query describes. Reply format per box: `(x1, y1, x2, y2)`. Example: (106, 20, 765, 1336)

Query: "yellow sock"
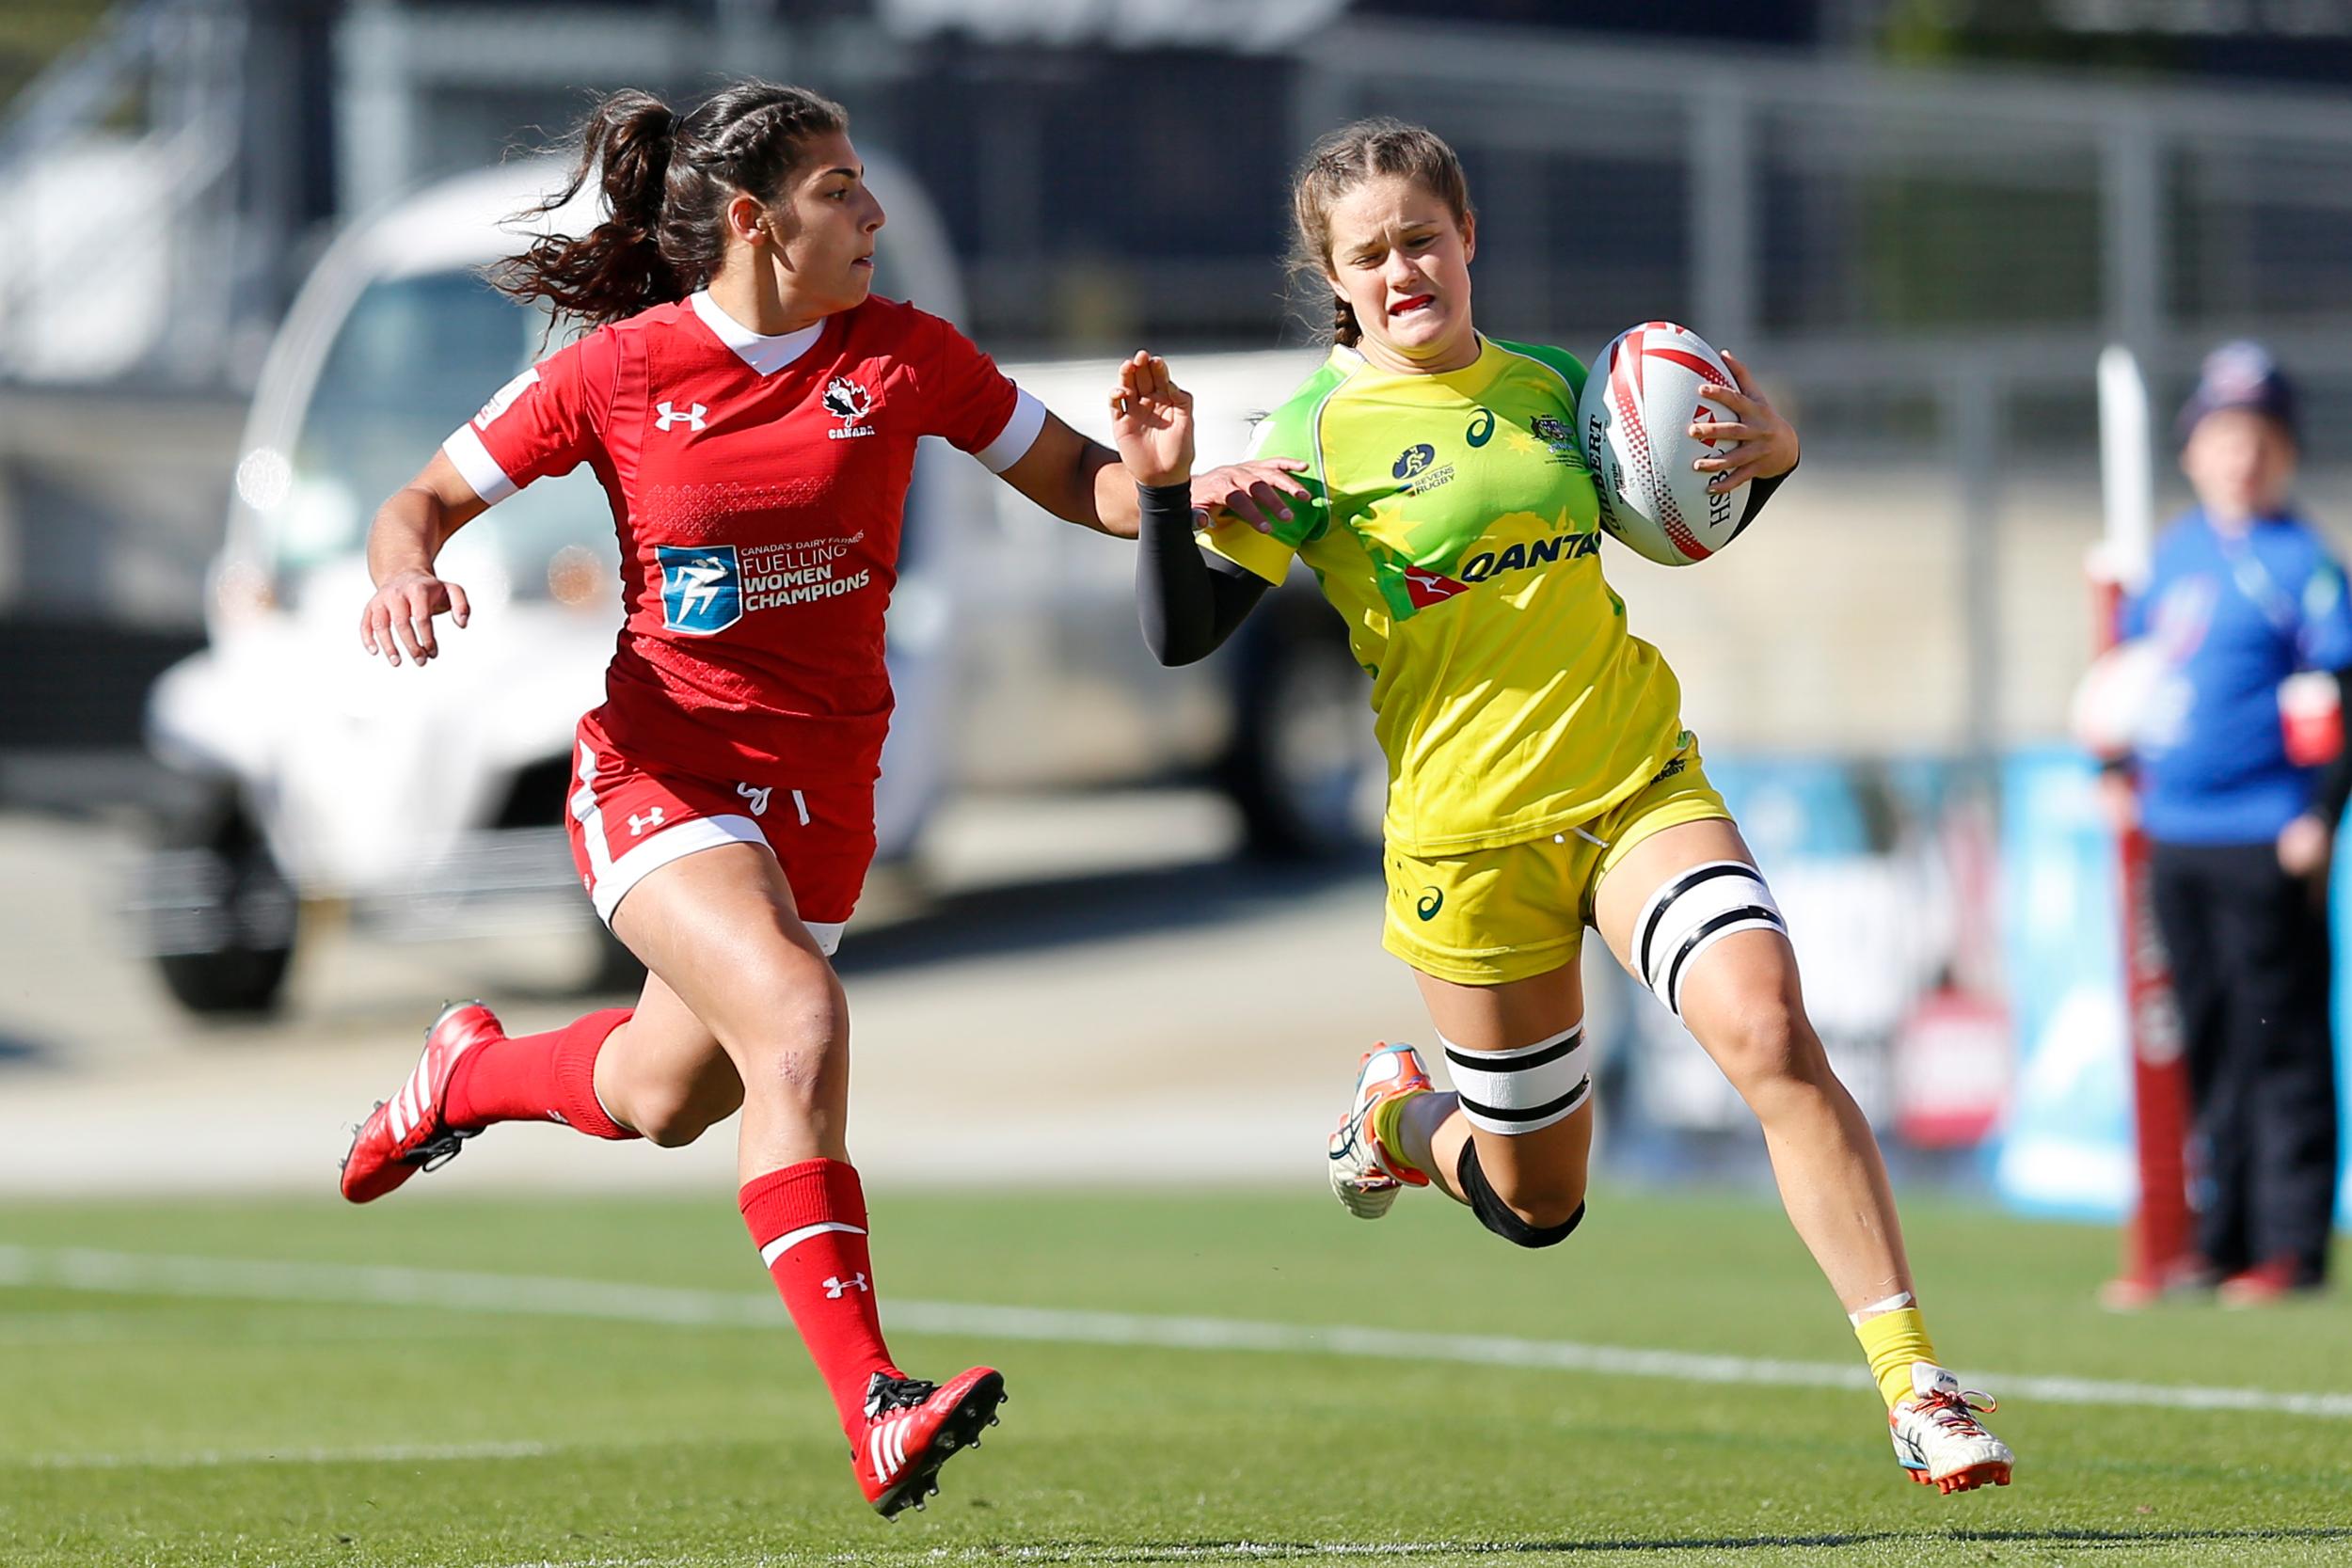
(1854, 1305, 1939, 1409)
(1369, 1089, 1427, 1177)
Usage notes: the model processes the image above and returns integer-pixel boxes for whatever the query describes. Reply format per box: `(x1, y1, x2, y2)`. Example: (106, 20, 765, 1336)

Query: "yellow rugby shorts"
(1381, 736, 1731, 987)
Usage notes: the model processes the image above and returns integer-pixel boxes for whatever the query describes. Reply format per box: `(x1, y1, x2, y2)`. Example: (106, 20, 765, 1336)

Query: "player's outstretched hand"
(1109, 351, 1195, 489)
(1691, 350, 1800, 494)
(1189, 459, 1313, 535)
(359, 567, 471, 668)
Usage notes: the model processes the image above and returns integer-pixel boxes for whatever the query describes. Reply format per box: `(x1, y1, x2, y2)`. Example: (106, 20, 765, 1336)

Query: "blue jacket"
(2122, 507, 2352, 845)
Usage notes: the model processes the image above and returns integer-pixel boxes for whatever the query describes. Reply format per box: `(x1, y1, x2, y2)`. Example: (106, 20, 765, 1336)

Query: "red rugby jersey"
(443, 291, 1042, 787)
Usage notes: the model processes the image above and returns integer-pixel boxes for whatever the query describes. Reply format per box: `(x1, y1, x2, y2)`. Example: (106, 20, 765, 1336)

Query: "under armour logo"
(627, 807, 666, 836)
(824, 1273, 869, 1299)
(655, 401, 707, 433)
(736, 783, 772, 817)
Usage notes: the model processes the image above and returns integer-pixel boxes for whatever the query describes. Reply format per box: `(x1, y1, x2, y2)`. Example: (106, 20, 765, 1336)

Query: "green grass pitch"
(1, 1186, 2347, 1566)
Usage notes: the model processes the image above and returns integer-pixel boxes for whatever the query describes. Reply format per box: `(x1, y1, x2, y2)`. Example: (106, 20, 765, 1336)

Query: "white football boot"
(1327, 1045, 1434, 1219)
(1889, 1363, 2016, 1494)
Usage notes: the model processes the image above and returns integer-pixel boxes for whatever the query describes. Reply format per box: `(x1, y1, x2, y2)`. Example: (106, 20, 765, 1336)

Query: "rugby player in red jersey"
(339, 80, 1295, 1517)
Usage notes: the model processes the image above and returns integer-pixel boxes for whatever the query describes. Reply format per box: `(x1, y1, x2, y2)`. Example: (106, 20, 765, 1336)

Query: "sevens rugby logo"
(823, 376, 877, 439)
(658, 545, 743, 635)
(655, 400, 707, 433)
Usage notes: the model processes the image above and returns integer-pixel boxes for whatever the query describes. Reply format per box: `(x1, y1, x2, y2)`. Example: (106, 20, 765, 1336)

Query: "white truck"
(138, 155, 1377, 1015)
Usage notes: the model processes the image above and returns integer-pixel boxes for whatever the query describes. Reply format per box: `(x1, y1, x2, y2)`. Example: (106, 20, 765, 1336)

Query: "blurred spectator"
(2104, 341, 2352, 1304)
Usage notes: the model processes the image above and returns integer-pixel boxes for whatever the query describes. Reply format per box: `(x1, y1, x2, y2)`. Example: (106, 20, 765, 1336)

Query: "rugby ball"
(1578, 322, 1745, 566)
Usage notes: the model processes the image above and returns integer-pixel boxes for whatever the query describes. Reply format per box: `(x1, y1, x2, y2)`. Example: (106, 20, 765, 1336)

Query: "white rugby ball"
(1578, 322, 1745, 567)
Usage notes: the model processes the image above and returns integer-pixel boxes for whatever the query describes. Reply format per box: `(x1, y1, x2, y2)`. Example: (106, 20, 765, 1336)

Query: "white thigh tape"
(1631, 860, 1786, 1016)
(1441, 1022, 1593, 1135)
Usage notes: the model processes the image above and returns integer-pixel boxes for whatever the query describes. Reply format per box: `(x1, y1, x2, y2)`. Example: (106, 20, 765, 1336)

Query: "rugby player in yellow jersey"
(1109, 118, 2014, 1495)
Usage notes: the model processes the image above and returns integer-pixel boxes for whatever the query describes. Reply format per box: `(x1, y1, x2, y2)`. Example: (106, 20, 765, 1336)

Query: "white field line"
(31, 1439, 557, 1471)
(5, 1243, 2351, 1430)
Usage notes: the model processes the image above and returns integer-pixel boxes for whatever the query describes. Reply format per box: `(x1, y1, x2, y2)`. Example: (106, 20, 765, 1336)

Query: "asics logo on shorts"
(1416, 886, 1444, 921)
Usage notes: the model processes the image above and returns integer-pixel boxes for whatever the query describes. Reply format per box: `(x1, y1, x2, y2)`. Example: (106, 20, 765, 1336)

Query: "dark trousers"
(2149, 839, 2339, 1283)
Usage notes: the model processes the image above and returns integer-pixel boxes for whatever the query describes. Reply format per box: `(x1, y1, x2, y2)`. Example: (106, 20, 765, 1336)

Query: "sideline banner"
(1993, 745, 2352, 1227)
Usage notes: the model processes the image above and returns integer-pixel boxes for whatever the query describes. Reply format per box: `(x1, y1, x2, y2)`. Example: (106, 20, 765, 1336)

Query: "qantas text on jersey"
(442, 291, 1045, 787)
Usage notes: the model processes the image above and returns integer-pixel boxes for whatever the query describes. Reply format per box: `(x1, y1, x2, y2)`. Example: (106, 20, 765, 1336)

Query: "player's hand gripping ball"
(1579, 322, 1756, 567)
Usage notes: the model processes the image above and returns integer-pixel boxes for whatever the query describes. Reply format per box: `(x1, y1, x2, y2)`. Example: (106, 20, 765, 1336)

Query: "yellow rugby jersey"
(1203, 337, 1685, 855)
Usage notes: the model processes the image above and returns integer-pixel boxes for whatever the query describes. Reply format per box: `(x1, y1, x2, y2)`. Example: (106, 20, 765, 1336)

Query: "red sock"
(740, 1159, 900, 1437)
(443, 1007, 638, 1139)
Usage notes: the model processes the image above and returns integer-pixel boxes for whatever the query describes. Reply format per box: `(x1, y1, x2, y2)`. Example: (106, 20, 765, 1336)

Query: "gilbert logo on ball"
(1577, 322, 1749, 566)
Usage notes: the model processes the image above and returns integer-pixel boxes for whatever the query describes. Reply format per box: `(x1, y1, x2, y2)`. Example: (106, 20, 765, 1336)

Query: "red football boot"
(854, 1367, 1006, 1518)
(339, 1001, 501, 1203)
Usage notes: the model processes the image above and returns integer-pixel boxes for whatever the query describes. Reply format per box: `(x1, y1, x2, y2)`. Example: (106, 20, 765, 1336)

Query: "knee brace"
(1630, 860, 1787, 1016)
(1455, 1140, 1585, 1249)
(1440, 1022, 1592, 1136)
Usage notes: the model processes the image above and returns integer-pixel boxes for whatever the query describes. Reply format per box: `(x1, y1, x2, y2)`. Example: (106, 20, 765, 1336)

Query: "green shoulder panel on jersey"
(1240, 354, 1355, 550)
(1487, 338, 1589, 406)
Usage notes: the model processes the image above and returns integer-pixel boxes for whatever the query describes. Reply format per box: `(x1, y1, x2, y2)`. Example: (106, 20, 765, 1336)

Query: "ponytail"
(491, 90, 681, 325)
(491, 81, 849, 327)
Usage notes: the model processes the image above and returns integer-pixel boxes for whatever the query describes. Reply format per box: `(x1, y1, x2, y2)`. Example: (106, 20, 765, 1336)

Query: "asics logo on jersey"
(1465, 407, 1496, 447)
(824, 1273, 869, 1298)
(736, 783, 772, 817)
(655, 401, 707, 433)
(627, 808, 665, 837)
(824, 376, 877, 439)
(657, 546, 744, 635)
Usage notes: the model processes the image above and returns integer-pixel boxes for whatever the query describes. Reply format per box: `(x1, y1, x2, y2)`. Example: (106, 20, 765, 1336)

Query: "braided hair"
(491, 81, 850, 325)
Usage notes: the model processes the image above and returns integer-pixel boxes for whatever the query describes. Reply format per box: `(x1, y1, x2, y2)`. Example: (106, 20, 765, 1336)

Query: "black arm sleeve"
(1136, 481, 1272, 666)
(1732, 459, 1795, 538)
(2316, 666, 2352, 825)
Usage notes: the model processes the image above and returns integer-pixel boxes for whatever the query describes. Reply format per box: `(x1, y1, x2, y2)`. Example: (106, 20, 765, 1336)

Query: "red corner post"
(2093, 573, 2198, 1307)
